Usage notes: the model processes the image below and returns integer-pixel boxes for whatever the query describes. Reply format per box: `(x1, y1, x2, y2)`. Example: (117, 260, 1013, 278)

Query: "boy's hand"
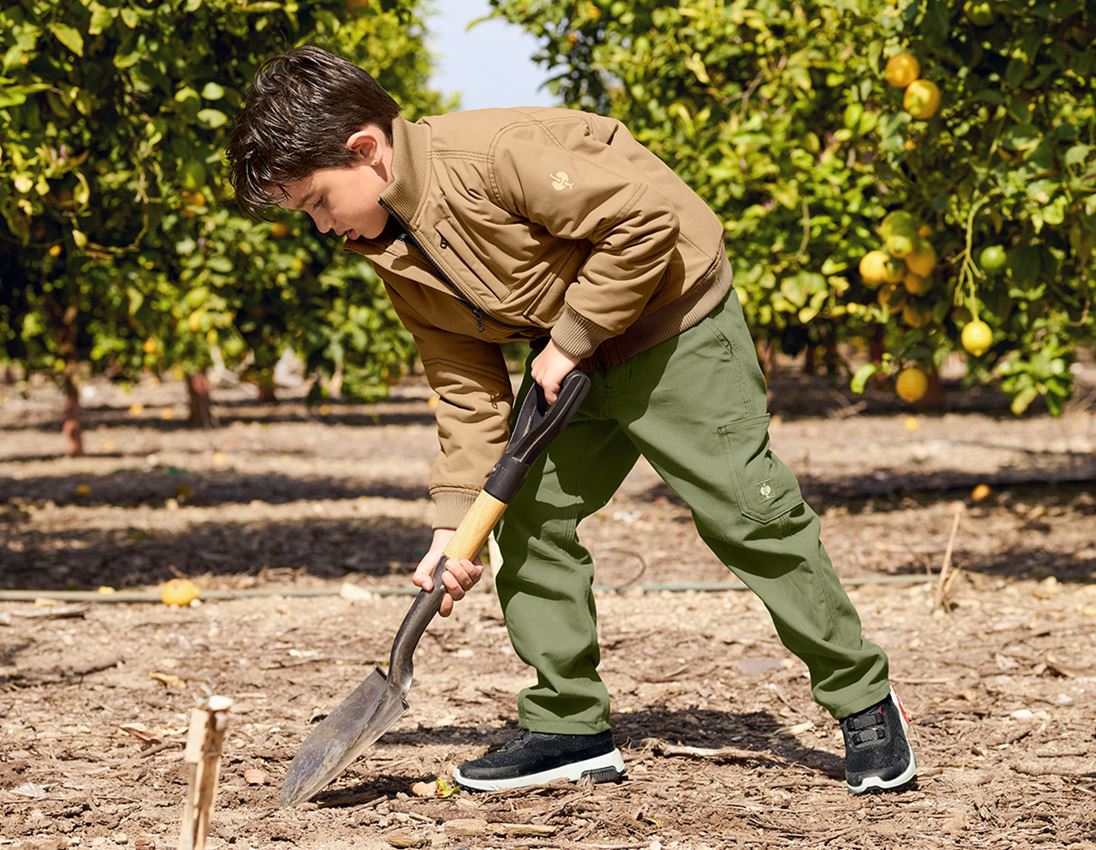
(530, 340, 581, 404)
(413, 527, 484, 617)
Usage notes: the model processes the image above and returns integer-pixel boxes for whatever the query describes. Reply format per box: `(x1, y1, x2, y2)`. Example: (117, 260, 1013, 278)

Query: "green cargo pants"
(493, 289, 891, 734)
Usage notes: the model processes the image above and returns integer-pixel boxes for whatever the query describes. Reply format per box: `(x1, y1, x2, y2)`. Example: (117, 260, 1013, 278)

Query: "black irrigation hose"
(0, 574, 931, 605)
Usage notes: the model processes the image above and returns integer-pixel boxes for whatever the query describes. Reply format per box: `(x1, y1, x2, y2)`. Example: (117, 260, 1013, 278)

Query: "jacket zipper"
(378, 199, 527, 335)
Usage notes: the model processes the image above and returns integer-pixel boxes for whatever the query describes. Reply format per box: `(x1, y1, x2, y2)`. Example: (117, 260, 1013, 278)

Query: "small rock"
(11, 782, 47, 798)
(410, 780, 437, 797)
(243, 768, 269, 786)
(113, 833, 129, 845)
(444, 818, 488, 837)
(384, 830, 422, 849)
(1010, 708, 1034, 720)
(134, 838, 155, 850)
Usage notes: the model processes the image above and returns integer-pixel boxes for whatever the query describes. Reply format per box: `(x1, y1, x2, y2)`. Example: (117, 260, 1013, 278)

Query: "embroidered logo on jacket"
(550, 171, 574, 191)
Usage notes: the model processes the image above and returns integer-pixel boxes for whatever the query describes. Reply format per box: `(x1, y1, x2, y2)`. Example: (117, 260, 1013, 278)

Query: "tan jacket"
(346, 107, 732, 527)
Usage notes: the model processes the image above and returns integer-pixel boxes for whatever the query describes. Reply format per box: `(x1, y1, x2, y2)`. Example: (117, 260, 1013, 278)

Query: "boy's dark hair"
(227, 45, 400, 218)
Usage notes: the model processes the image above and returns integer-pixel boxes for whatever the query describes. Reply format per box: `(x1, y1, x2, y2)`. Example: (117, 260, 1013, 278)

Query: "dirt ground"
(1, 364, 1094, 850)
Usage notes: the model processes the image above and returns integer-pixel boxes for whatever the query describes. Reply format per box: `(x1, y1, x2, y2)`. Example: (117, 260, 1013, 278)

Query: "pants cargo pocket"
(718, 414, 804, 523)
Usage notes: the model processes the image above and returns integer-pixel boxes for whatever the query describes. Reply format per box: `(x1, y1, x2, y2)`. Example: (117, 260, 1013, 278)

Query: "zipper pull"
(472, 307, 485, 332)
(439, 234, 449, 249)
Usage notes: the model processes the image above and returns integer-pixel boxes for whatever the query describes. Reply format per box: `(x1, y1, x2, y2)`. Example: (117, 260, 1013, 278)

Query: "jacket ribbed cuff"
(550, 305, 615, 360)
(431, 487, 479, 530)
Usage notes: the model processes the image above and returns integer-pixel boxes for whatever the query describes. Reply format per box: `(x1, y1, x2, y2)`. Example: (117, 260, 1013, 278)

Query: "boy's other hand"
(531, 340, 581, 404)
(413, 527, 484, 617)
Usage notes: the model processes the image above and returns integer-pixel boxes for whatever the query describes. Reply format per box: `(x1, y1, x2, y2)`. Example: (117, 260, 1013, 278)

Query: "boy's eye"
(314, 196, 325, 209)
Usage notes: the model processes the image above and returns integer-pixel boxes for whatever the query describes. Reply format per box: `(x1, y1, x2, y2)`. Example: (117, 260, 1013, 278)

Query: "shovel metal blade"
(280, 668, 408, 807)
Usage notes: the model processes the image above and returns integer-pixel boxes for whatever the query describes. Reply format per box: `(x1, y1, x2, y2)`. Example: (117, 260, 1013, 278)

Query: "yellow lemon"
(905, 240, 937, 276)
(902, 301, 933, 328)
(885, 232, 916, 258)
(142, 338, 158, 355)
(896, 367, 929, 403)
(902, 271, 933, 296)
(904, 80, 941, 119)
(961, 320, 993, 356)
(129, 402, 144, 416)
(161, 578, 200, 607)
(885, 53, 920, 88)
(971, 483, 992, 502)
(881, 211, 917, 238)
(859, 250, 904, 287)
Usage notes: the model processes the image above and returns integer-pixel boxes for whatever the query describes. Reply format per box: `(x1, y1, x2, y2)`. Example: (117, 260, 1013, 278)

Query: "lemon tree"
(0, 0, 439, 453)
(488, 0, 1094, 414)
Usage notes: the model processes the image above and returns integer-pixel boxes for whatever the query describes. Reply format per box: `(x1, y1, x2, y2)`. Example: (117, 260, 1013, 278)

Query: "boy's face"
(280, 124, 393, 241)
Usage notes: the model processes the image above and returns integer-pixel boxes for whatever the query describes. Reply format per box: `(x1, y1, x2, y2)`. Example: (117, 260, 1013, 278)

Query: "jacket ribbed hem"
(431, 487, 480, 530)
(579, 250, 734, 372)
(550, 305, 615, 360)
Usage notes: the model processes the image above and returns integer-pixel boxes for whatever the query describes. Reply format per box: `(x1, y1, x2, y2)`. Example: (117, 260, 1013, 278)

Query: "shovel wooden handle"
(443, 491, 508, 562)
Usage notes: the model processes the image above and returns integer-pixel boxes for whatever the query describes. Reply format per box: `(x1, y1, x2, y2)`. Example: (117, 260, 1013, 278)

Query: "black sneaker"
(840, 687, 917, 794)
(453, 729, 626, 792)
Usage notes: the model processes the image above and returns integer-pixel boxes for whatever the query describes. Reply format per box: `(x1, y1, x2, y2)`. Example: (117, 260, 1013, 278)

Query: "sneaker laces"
(491, 730, 533, 754)
(845, 704, 887, 747)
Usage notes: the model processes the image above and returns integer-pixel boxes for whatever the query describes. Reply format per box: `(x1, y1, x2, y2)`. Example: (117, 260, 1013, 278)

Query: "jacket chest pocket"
(717, 414, 803, 524)
(433, 217, 511, 303)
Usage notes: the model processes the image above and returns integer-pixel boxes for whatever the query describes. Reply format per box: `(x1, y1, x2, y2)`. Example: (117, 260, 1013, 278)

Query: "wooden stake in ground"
(935, 503, 964, 611)
(178, 696, 233, 850)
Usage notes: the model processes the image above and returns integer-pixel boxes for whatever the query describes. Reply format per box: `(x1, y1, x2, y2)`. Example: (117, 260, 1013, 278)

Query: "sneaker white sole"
(847, 686, 918, 795)
(453, 748, 626, 792)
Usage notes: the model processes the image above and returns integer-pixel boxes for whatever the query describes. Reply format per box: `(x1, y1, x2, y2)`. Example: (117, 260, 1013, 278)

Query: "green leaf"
(1010, 385, 1039, 416)
(850, 363, 878, 395)
(88, 4, 117, 35)
(49, 23, 84, 56)
(201, 82, 225, 100)
(197, 108, 228, 128)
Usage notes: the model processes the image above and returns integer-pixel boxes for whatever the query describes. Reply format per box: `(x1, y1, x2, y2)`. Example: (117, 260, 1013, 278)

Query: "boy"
(228, 45, 916, 795)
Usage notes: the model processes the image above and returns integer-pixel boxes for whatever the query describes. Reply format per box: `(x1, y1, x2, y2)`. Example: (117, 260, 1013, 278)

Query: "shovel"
(280, 370, 591, 806)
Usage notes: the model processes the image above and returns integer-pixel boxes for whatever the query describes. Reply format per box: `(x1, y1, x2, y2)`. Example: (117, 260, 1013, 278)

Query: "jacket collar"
(379, 115, 431, 228)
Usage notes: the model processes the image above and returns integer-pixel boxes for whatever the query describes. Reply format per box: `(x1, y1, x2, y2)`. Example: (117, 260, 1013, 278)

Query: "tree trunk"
(803, 342, 817, 376)
(755, 337, 775, 379)
(62, 368, 83, 458)
(922, 370, 945, 407)
(186, 371, 214, 428)
(869, 327, 888, 388)
(256, 369, 277, 403)
(824, 330, 841, 378)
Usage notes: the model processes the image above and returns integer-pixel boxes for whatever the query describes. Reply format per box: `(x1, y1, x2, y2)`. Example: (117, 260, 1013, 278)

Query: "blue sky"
(427, 3, 559, 111)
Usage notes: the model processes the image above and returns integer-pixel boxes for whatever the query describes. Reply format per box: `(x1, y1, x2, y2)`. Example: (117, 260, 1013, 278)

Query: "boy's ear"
(345, 126, 383, 165)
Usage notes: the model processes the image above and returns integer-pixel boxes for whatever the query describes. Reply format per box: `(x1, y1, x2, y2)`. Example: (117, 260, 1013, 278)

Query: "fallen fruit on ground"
(971, 483, 992, 502)
(896, 367, 929, 403)
(161, 578, 200, 607)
